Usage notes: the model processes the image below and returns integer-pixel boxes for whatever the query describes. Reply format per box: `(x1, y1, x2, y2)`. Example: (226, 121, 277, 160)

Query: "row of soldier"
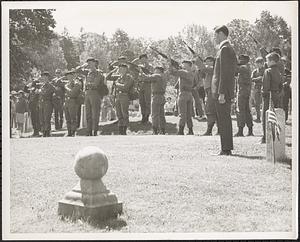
(9, 29, 291, 143)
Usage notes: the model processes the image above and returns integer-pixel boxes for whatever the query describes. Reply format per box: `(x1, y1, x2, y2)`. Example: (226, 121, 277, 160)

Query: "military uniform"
(235, 61, 253, 136)
(169, 66, 194, 135)
(261, 63, 283, 141)
(38, 81, 56, 137)
(282, 68, 291, 121)
(52, 78, 65, 129)
(115, 72, 134, 135)
(64, 77, 82, 136)
(251, 67, 265, 121)
(192, 70, 204, 117)
(28, 83, 40, 136)
(141, 69, 166, 134)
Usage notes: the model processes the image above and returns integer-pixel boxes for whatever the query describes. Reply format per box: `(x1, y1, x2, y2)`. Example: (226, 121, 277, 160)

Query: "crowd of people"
(9, 25, 291, 155)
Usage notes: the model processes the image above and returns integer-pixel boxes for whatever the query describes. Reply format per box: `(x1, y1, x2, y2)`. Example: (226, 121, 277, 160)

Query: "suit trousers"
(151, 94, 166, 129)
(39, 100, 53, 132)
(116, 93, 129, 127)
(215, 100, 233, 151)
(64, 99, 78, 132)
(85, 90, 101, 132)
(139, 87, 151, 116)
(178, 91, 193, 128)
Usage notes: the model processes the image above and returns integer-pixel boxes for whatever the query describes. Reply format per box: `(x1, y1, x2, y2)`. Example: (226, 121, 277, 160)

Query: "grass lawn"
(9, 115, 293, 233)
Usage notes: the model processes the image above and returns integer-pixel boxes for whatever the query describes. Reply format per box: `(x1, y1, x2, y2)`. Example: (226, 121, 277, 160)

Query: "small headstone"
(266, 108, 286, 163)
(80, 105, 87, 128)
(58, 146, 123, 221)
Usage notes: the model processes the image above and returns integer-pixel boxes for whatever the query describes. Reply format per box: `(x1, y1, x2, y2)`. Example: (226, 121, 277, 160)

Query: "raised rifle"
(248, 33, 269, 56)
(149, 46, 181, 69)
(182, 40, 203, 62)
(125, 61, 152, 75)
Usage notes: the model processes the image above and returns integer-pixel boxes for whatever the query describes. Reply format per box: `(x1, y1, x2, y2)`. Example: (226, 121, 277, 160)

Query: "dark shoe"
(247, 127, 254, 136)
(177, 126, 184, 135)
(260, 136, 266, 144)
(87, 130, 93, 136)
(67, 130, 72, 137)
(123, 126, 127, 135)
(160, 128, 166, 135)
(93, 130, 98, 136)
(234, 127, 244, 137)
(218, 150, 232, 156)
(187, 128, 194, 135)
(152, 127, 159, 135)
(72, 130, 76, 137)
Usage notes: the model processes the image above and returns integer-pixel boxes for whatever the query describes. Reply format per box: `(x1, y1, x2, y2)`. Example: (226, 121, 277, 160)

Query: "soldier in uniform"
(132, 54, 152, 124)
(234, 54, 254, 137)
(52, 69, 65, 130)
(114, 64, 134, 135)
(64, 70, 82, 137)
(38, 71, 56, 137)
(139, 66, 167, 134)
(191, 63, 205, 119)
(194, 56, 219, 135)
(281, 57, 291, 122)
(169, 59, 194, 135)
(251, 57, 265, 122)
(261, 52, 283, 144)
(76, 57, 105, 136)
(28, 80, 41, 136)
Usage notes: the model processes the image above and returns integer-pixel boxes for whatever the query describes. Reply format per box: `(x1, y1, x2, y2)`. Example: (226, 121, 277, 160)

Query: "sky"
(49, 1, 297, 40)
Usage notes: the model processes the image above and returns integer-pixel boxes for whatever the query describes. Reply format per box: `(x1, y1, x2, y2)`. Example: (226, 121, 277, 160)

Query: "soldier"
(114, 64, 134, 135)
(64, 70, 82, 137)
(76, 57, 105, 136)
(38, 71, 56, 137)
(139, 66, 167, 134)
(261, 52, 283, 144)
(251, 57, 265, 122)
(132, 54, 152, 124)
(234, 54, 254, 137)
(169, 59, 194, 135)
(52, 69, 65, 130)
(195, 56, 219, 135)
(281, 57, 291, 122)
(28, 80, 41, 136)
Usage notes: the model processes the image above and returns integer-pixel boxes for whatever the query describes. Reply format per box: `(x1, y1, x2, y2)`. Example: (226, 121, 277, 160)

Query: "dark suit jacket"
(211, 40, 237, 101)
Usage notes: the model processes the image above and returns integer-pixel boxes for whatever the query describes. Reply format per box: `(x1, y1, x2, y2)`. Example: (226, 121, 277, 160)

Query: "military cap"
(18, 90, 24, 94)
(11, 90, 17, 95)
(154, 66, 164, 72)
(118, 56, 127, 61)
(86, 57, 97, 62)
(182, 60, 193, 65)
(255, 57, 264, 63)
(41, 71, 50, 77)
(214, 25, 229, 36)
(65, 70, 76, 75)
(271, 47, 281, 56)
(118, 63, 128, 68)
(238, 54, 250, 62)
(204, 56, 215, 62)
(139, 54, 148, 59)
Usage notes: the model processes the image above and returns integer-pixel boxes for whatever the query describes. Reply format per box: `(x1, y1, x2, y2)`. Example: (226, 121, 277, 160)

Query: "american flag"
(266, 108, 281, 141)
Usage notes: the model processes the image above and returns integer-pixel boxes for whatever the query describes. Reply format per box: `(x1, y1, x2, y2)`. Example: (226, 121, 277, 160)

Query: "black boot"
(152, 127, 159, 135)
(93, 130, 98, 136)
(234, 127, 244, 137)
(123, 126, 127, 135)
(187, 128, 194, 135)
(72, 130, 76, 137)
(177, 126, 184, 135)
(67, 130, 72, 137)
(247, 126, 254, 136)
(87, 130, 92, 136)
(203, 123, 213, 136)
(160, 128, 166, 135)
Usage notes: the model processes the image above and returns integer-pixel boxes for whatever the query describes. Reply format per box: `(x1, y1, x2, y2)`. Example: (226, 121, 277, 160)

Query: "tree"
(9, 9, 56, 87)
(110, 29, 130, 60)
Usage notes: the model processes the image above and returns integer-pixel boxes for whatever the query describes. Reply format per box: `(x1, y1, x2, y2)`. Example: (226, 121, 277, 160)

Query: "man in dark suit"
(211, 25, 237, 155)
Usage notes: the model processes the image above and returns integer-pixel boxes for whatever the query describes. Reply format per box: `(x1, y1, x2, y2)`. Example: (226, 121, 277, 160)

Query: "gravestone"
(58, 146, 123, 221)
(80, 105, 87, 128)
(266, 108, 286, 163)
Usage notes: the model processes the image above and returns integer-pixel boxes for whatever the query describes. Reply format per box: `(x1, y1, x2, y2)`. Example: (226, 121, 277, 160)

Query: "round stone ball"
(74, 146, 108, 180)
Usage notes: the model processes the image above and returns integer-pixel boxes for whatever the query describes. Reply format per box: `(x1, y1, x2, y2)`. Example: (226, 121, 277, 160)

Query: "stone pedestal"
(80, 105, 87, 128)
(58, 146, 122, 221)
(266, 108, 286, 163)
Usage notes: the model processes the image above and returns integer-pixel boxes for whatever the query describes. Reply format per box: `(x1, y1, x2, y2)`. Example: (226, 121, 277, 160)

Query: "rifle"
(150, 46, 181, 69)
(182, 40, 203, 62)
(248, 33, 269, 56)
(125, 61, 152, 75)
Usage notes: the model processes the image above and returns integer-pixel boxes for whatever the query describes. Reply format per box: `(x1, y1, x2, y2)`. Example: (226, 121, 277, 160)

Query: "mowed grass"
(9, 116, 293, 233)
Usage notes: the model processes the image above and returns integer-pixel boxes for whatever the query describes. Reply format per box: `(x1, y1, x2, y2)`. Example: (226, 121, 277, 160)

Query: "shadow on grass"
(76, 120, 178, 136)
(231, 154, 265, 160)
